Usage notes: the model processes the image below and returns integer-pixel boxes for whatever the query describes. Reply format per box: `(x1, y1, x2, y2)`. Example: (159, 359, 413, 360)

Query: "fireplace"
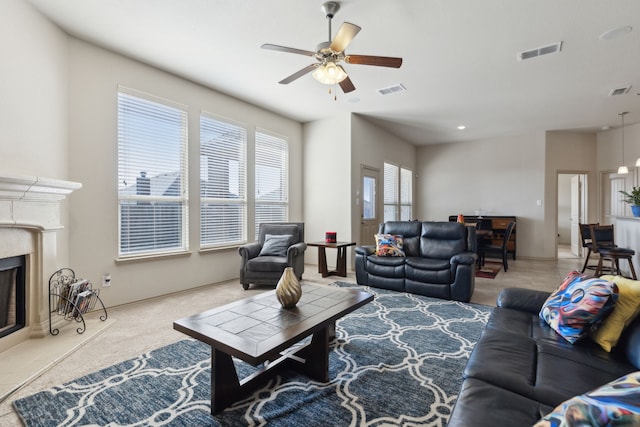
(0, 174, 81, 353)
(0, 255, 25, 339)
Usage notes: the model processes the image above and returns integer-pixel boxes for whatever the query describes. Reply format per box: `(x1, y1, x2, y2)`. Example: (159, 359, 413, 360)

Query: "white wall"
(545, 131, 598, 255)
(416, 132, 547, 258)
(350, 114, 417, 233)
(0, 0, 71, 266)
(302, 115, 351, 267)
(67, 39, 303, 307)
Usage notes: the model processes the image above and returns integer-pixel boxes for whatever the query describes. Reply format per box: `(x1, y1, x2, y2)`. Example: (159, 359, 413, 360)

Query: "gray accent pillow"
(259, 234, 292, 257)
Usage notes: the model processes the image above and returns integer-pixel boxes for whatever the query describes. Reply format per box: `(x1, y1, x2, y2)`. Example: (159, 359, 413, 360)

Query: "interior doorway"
(557, 173, 588, 258)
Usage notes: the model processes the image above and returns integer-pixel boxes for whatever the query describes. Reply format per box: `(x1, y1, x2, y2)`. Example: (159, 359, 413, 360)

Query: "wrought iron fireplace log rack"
(48, 268, 108, 335)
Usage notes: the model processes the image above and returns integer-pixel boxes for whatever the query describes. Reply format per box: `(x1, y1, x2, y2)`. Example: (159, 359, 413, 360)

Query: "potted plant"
(619, 187, 640, 217)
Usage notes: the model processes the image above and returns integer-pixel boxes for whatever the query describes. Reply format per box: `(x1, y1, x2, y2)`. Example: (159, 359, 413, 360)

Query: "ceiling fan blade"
(278, 63, 319, 84)
(345, 55, 403, 68)
(339, 76, 356, 93)
(330, 22, 361, 52)
(261, 43, 315, 57)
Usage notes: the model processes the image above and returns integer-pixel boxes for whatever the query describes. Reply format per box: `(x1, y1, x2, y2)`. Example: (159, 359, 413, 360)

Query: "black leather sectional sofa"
(448, 287, 640, 426)
(354, 221, 477, 302)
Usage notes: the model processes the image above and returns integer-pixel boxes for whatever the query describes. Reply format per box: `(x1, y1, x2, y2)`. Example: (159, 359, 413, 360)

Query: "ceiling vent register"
(608, 86, 631, 96)
(518, 42, 563, 61)
(378, 84, 406, 96)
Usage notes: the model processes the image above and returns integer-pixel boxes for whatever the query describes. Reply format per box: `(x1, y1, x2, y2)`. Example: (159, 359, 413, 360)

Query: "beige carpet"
(0, 256, 582, 425)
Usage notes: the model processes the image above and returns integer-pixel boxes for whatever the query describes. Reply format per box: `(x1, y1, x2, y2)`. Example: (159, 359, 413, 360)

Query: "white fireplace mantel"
(0, 173, 82, 202)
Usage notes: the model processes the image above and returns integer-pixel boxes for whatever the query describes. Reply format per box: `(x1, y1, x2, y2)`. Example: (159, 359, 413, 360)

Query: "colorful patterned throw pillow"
(374, 234, 405, 257)
(539, 271, 618, 344)
(534, 371, 640, 427)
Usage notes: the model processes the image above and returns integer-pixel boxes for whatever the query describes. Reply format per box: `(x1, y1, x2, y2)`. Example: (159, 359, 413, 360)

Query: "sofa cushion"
(534, 371, 640, 427)
(591, 275, 640, 352)
(365, 255, 405, 279)
(405, 257, 451, 284)
(447, 377, 552, 427)
(539, 271, 618, 344)
(464, 328, 633, 408)
(419, 222, 467, 259)
(246, 255, 288, 272)
(374, 233, 405, 257)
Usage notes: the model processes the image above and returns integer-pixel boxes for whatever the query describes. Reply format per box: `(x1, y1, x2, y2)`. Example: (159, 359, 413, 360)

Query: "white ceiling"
(28, 0, 640, 145)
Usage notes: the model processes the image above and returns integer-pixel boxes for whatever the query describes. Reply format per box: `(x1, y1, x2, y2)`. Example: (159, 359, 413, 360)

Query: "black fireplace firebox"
(0, 255, 26, 339)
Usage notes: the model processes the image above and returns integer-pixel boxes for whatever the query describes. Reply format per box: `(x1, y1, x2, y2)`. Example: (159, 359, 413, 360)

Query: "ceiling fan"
(261, 1, 402, 94)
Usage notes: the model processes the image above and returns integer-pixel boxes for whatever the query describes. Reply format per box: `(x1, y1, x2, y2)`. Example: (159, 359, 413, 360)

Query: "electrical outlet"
(102, 273, 111, 287)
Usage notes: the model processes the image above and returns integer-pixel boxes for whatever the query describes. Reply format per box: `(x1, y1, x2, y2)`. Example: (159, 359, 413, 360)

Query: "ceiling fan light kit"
(261, 1, 402, 94)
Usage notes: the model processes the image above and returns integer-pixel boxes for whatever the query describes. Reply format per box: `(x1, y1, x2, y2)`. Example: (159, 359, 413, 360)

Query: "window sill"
(199, 244, 243, 254)
(115, 250, 193, 264)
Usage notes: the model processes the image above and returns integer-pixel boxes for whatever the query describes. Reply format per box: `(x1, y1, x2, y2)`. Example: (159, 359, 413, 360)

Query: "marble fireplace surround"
(0, 174, 81, 354)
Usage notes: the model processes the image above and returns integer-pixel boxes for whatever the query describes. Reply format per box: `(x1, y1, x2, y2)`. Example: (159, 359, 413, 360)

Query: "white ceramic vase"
(275, 267, 302, 308)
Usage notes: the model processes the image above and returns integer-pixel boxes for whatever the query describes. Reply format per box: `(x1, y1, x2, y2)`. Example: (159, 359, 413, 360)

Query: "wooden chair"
(579, 223, 598, 273)
(590, 224, 637, 279)
(480, 221, 515, 272)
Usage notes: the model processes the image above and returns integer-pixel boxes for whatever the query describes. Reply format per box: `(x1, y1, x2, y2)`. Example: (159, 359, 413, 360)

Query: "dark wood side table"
(307, 241, 356, 278)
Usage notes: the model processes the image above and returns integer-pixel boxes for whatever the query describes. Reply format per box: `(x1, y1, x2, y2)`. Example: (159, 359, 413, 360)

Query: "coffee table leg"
(291, 326, 330, 382)
(211, 348, 240, 414)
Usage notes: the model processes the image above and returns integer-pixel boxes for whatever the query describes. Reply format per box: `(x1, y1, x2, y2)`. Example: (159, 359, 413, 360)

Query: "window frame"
(199, 112, 248, 249)
(254, 128, 289, 238)
(117, 87, 189, 258)
(383, 162, 413, 222)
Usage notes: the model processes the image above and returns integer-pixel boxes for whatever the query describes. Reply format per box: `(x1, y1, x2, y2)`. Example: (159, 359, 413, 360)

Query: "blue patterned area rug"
(13, 283, 491, 427)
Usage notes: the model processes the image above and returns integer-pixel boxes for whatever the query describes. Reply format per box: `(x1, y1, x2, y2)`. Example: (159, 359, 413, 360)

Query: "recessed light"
(457, 125, 466, 130)
(600, 26, 632, 41)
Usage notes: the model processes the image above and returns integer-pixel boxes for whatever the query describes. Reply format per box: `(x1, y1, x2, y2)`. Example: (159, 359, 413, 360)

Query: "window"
(400, 167, 413, 220)
(200, 113, 247, 248)
(117, 88, 188, 256)
(384, 163, 413, 222)
(255, 130, 288, 237)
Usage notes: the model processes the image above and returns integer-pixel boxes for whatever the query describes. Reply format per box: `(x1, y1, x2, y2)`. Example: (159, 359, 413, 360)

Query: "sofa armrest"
(238, 242, 261, 262)
(451, 252, 477, 266)
(496, 287, 551, 314)
(355, 245, 376, 256)
(287, 242, 307, 259)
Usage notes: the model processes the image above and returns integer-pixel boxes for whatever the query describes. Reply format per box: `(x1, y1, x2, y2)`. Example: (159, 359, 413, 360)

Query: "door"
(570, 175, 581, 256)
(360, 166, 379, 246)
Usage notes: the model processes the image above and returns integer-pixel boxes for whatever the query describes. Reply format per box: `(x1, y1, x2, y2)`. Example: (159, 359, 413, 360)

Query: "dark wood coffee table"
(173, 284, 373, 414)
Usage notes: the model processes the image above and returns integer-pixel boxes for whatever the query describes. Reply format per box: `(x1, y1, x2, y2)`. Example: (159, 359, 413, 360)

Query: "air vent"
(518, 42, 563, 61)
(609, 86, 631, 96)
(377, 84, 406, 96)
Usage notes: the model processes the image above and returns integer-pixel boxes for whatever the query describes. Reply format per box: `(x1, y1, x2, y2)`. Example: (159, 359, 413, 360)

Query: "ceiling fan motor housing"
(322, 1, 340, 19)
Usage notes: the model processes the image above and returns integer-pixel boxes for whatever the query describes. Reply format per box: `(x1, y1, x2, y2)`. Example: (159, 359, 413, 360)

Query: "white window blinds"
(384, 163, 413, 222)
(117, 87, 188, 256)
(255, 130, 289, 237)
(200, 113, 247, 248)
(400, 167, 413, 220)
(384, 163, 399, 222)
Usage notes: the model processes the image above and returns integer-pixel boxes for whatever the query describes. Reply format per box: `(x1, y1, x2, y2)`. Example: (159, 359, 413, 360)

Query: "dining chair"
(479, 221, 515, 272)
(589, 224, 637, 279)
(579, 223, 599, 273)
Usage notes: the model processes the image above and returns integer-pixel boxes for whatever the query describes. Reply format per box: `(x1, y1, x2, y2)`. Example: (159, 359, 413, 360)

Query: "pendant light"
(618, 112, 629, 174)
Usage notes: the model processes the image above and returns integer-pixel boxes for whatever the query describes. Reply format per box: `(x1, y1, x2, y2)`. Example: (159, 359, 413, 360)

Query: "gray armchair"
(238, 222, 306, 290)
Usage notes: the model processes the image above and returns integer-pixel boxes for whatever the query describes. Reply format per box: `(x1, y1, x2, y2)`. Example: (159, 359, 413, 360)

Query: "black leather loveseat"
(448, 287, 640, 426)
(354, 221, 477, 302)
